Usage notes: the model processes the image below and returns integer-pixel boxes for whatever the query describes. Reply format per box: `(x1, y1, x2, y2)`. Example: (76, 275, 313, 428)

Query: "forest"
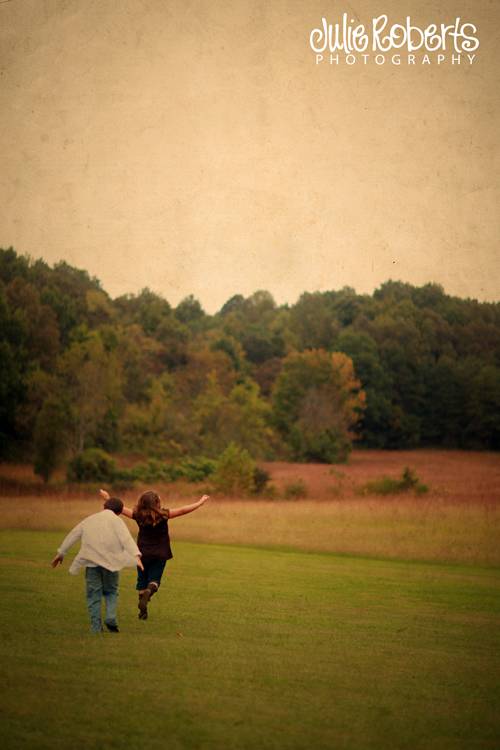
(1, 246, 499, 482)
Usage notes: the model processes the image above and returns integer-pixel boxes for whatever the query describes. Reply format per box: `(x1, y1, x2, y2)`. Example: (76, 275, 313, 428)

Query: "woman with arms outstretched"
(100, 489, 209, 620)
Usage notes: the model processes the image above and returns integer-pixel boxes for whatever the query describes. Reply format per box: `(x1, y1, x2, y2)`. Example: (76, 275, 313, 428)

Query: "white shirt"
(58, 509, 141, 575)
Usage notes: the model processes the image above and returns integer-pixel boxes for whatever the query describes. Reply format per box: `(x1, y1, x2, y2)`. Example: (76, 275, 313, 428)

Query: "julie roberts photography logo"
(310, 14, 479, 66)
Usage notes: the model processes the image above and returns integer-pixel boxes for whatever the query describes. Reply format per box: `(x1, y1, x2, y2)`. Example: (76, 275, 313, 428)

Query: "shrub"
(128, 458, 175, 483)
(67, 448, 116, 483)
(176, 457, 216, 482)
(289, 426, 352, 464)
(114, 456, 216, 485)
(284, 480, 308, 499)
(361, 467, 428, 496)
(211, 443, 256, 495)
(261, 484, 278, 500)
(253, 466, 271, 494)
(67, 452, 218, 487)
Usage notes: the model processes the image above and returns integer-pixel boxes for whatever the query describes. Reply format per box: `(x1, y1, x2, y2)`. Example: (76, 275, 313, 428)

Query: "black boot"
(147, 581, 159, 598)
(138, 583, 158, 620)
(138, 590, 150, 620)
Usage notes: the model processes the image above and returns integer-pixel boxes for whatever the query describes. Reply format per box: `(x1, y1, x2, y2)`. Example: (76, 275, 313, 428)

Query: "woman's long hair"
(134, 490, 168, 526)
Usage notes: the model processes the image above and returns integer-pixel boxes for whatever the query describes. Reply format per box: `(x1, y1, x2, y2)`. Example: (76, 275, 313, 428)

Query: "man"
(51, 497, 143, 633)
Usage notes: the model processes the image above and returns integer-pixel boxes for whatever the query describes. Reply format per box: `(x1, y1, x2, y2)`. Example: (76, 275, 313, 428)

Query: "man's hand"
(137, 556, 144, 571)
(99, 489, 111, 501)
(51, 554, 64, 568)
(199, 494, 210, 506)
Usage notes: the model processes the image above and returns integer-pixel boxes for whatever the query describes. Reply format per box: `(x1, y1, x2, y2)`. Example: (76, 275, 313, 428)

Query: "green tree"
(175, 295, 206, 331)
(155, 315, 189, 368)
(465, 363, 500, 449)
(58, 334, 123, 453)
(217, 291, 285, 365)
(0, 283, 27, 455)
(211, 335, 248, 373)
(272, 350, 365, 462)
(116, 324, 164, 403)
(120, 373, 182, 457)
(289, 292, 338, 350)
(34, 396, 71, 482)
(370, 306, 426, 447)
(7, 277, 60, 370)
(115, 288, 172, 335)
(335, 329, 392, 447)
(14, 368, 56, 447)
(420, 356, 465, 446)
(211, 443, 256, 494)
(193, 377, 274, 457)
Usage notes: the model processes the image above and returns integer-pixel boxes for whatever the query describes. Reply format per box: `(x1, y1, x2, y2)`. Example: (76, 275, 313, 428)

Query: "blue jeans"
(85, 566, 119, 633)
(136, 558, 167, 591)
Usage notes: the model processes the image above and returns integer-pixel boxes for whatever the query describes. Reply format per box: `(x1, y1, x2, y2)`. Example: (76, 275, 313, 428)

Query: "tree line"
(1, 246, 499, 479)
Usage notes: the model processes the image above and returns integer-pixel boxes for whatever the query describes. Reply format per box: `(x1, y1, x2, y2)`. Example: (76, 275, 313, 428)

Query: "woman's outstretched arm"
(99, 489, 134, 518)
(169, 494, 209, 519)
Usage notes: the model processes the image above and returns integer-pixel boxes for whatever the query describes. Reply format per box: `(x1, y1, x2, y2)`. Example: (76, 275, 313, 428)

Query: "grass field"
(0, 531, 499, 750)
(1, 450, 499, 748)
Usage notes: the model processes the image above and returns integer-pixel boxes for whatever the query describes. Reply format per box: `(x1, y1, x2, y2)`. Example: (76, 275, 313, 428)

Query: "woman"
(100, 489, 209, 620)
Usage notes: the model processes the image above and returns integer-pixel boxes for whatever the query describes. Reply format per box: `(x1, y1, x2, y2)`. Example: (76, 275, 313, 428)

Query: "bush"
(211, 443, 256, 495)
(176, 457, 217, 482)
(361, 467, 428, 496)
(67, 452, 218, 486)
(67, 448, 116, 483)
(121, 456, 216, 484)
(261, 484, 278, 499)
(126, 458, 175, 483)
(284, 480, 308, 499)
(253, 466, 271, 494)
(362, 477, 401, 495)
(290, 427, 352, 464)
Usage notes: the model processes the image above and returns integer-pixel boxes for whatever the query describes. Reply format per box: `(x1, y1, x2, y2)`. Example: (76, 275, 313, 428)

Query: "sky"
(1, 0, 499, 313)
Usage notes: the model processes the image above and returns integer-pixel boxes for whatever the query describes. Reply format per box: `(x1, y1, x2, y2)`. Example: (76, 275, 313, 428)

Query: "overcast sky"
(1, 0, 499, 312)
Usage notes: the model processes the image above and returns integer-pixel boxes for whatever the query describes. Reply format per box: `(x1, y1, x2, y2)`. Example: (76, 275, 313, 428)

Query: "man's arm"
(99, 489, 134, 518)
(51, 522, 83, 567)
(169, 495, 209, 519)
(114, 516, 144, 570)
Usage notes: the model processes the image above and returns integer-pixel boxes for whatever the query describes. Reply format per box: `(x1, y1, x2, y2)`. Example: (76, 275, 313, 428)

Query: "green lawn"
(0, 531, 499, 750)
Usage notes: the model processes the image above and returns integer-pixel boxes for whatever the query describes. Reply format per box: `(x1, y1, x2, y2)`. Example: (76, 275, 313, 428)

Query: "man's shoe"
(105, 623, 120, 633)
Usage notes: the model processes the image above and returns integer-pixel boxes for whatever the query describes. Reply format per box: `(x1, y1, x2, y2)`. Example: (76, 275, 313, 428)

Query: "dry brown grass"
(263, 449, 500, 504)
(1, 450, 499, 565)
